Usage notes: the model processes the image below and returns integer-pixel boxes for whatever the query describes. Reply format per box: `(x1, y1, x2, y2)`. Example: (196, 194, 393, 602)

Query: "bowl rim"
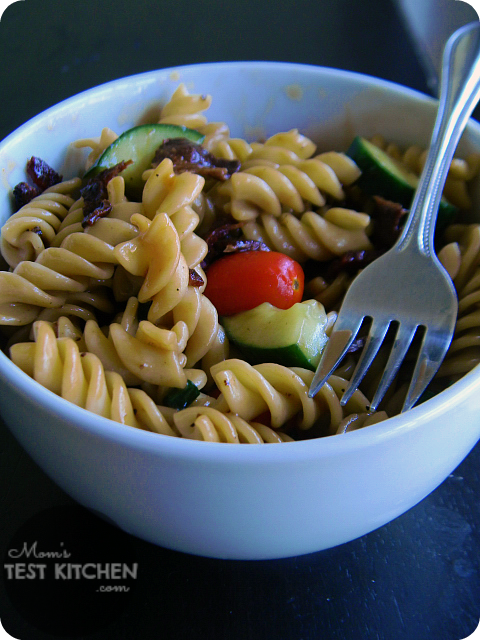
(1, 60, 480, 462)
(0, 60, 443, 150)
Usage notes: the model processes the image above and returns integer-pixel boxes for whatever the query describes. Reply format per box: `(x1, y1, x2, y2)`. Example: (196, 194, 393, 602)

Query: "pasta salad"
(1, 83, 479, 443)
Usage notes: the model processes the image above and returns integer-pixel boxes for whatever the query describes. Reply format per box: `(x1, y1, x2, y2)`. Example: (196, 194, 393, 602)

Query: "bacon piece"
(326, 248, 383, 280)
(202, 222, 244, 268)
(82, 200, 113, 227)
(153, 138, 240, 181)
(223, 240, 271, 255)
(201, 222, 270, 269)
(12, 157, 63, 210)
(188, 269, 204, 287)
(80, 160, 132, 227)
(370, 196, 407, 249)
(26, 157, 62, 191)
(12, 182, 41, 210)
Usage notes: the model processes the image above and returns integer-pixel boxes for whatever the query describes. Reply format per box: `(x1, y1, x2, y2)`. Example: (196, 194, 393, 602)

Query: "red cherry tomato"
(204, 251, 304, 316)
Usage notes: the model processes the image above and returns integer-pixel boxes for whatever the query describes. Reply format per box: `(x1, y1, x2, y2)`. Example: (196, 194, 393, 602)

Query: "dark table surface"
(0, 1, 479, 639)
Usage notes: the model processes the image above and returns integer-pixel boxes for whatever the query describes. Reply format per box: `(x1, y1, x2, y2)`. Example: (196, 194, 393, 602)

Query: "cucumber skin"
(83, 123, 205, 198)
(228, 342, 318, 371)
(346, 137, 415, 204)
(163, 380, 201, 410)
(221, 301, 329, 371)
(346, 136, 458, 229)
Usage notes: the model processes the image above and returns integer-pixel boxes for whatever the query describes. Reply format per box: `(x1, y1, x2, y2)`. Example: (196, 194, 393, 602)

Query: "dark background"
(0, 0, 431, 142)
(1, 1, 480, 639)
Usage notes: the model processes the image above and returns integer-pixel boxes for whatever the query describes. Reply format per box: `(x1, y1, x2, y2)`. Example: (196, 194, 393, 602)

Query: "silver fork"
(309, 22, 480, 413)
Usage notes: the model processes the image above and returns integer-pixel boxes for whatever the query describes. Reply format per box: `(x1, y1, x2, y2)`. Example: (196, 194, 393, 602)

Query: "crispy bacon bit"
(12, 182, 41, 210)
(12, 157, 63, 210)
(202, 222, 244, 268)
(189, 269, 204, 287)
(80, 160, 132, 227)
(201, 222, 270, 269)
(26, 157, 62, 191)
(223, 240, 271, 254)
(153, 138, 241, 181)
(370, 196, 407, 249)
(82, 200, 113, 227)
(326, 248, 383, 280)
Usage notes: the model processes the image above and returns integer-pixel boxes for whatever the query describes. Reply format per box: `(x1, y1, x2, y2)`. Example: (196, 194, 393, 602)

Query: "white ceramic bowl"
(1, 62, 480, 560)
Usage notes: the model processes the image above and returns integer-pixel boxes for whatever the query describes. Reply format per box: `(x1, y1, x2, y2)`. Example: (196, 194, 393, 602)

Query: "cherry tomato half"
(204, 251, 304, 316)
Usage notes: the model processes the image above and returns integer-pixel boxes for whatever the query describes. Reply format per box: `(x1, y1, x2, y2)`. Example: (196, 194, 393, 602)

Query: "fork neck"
(396, 22, 480, 257)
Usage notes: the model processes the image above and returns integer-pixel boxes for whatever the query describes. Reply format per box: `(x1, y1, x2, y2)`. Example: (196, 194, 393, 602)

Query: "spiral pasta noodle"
(304, 272, 353, 312)
(173, 406, 294, 443)
(436, 223, 480, 379)
(158, 83, 212, 130)
(209, 136, 253, 162)
(0, 173, 143, 327)
(1, 179, 82, 269)
(217, 156, 356, 222)
(113, 209, 219, 367)
(141, 158, 205, 220)
(73, 128, 119, 171)
(10, 320, 180, 436)
(158, 83, 247, 163)
(0, 212, 130, 326)
(114, 162, 222, 368)
(209, 359, 376, 436)
(242, 209, 372, 263)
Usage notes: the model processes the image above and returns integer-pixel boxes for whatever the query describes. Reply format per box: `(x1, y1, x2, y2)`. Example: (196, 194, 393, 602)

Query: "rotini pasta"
(173, 406, 294, 443)
(10, 320, 179, 436)
(437, 224, 480, 379)
(158, 83, 212, 130)
(242, 210, 372, 263)
(216, 157, 353, 221)
(209, 359, 375, 436)
(1, 179, 82, 269)
(0, 217, 125, 326)
(2, 83, 480, 444)
(113, 209, 218, 367)
(73, 128, 119, 171)
(141, 158, 205, 220)
(0, 174, 141, 327)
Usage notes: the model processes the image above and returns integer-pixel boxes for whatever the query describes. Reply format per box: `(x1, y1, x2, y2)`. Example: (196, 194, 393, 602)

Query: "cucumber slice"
(163, 380, 201, 410)
(346, 136, 458, 227)
(84, 124, 205, 198)
(222, 300, 329, 371)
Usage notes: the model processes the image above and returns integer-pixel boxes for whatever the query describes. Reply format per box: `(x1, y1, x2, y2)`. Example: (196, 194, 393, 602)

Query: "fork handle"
(396, 22, 480, 256)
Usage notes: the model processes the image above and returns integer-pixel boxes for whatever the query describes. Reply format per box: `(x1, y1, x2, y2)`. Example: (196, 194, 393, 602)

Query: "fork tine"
(340, 319, 391, 406)
(369, 323, 418, 412)
(308, 315, 364, 398)
(401, 327, 454, 412)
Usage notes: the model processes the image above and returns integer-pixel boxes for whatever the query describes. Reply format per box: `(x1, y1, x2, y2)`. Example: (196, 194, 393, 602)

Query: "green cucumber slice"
(163, 380, 201, 410)
(346, 136, 458, 228)
(222, 300, 329, 371)
(84, 123, 205, 198)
